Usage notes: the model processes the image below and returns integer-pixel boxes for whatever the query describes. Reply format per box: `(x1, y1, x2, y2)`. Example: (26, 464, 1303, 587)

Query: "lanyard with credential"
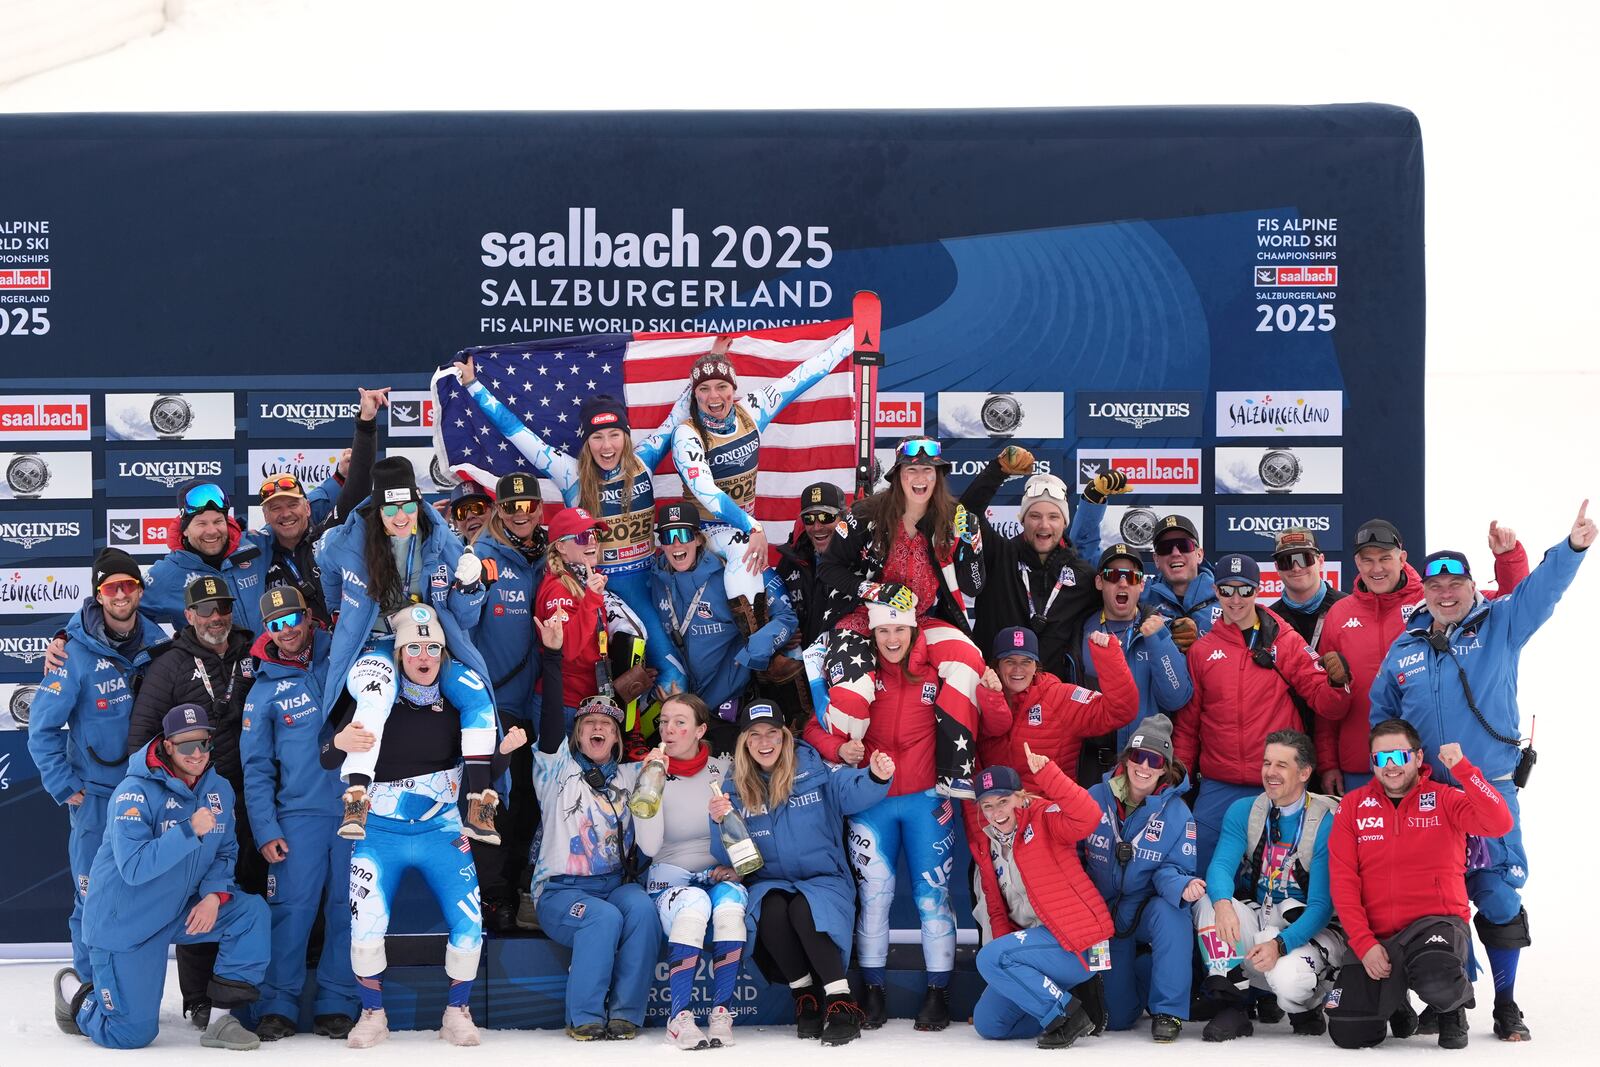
(663, 579, 713, 649)
(403, 534, 421, 603)
(1264, 806, 1306, 899)
(1018, 558, 1073, 619)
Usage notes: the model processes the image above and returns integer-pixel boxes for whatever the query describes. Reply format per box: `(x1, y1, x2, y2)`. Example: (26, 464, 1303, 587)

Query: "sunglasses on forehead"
(381, 501, 419, 518)
(498, 498, 539, 514)
(1153, 536, 1195, 556)
(1371, 748, 1416, 768)
(259, 474, 303, 501)
(180, 482, 228, 517)
(265, 611, 305, 632)
(1099, 567, 1143, 586)
(1274, 551, 1318, 572)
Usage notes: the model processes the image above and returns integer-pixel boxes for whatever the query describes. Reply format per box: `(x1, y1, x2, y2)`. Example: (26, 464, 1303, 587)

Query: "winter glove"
(1320, 650, 1351, 687)
(1169, 616, 1199, 652)
(954, 503, 982, 548)
(454, 550, 484, 587)
(997, 445, 1035, 476)
(862, 581, 916, 612)
(1082, 469, 1130, 505)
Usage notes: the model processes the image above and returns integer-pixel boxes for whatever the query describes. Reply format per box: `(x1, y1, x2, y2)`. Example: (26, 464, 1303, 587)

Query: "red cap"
(548, 506, 609, 542)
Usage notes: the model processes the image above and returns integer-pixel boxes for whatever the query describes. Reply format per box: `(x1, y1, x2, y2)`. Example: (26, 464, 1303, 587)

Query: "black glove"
(1082, 469, 1130, 505)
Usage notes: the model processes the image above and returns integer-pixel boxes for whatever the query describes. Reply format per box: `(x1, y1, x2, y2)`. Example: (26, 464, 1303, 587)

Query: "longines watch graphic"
(5, 453, 50, 499)
(1258, 448, 1303, 495)
(8, 685, 36, 726)
(430, 455, 458, 491)
(150, 393, 195, 440)
(1118, 507, 1159, 549)
(980, 392, 1023, 438)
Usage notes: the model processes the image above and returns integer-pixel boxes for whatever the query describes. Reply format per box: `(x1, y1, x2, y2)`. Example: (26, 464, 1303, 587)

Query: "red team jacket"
(1328, 758, 1514, 959)
(1174, 607, 1349, 785)
(969, 759, 1114, 950)
(1316, 548, 1528, 776)
(535, 569, 605, 708)
(974, 635, 1140, 793)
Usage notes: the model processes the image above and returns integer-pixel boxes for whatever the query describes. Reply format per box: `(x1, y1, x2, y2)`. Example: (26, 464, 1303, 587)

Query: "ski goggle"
(1424, 557, 1468, 578)
(800, 510, 838, 526)
(1127, 749, 1167, 770)
(498, 498, 539, 514)
(1099, 567, 1144, 586)
(170, 737, 213, 756)
(265, 611, 305, 632)
(97, 577, 141, 598)
(1216, 585, 1255, 599)
(402, 642, 444, 658)
(1274, 551, 1318, 572)
(258, 474, 305, 502)
(452, 500, 488, 519)
(1023, 475, 1070, 502)
(180, 482, 229, 516)
(381, 501, 419, 518)
(190, 600, 234, 618)
(897, 439, 942, 462)
(1371, 748, 1416, 769)
(560, 529, 598, 547)
(1153, 536, 1196, 556)
(659, 526, 695, 545)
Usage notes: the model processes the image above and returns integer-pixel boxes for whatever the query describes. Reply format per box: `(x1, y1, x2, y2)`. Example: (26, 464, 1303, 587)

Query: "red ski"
(851, 290, 883, 500)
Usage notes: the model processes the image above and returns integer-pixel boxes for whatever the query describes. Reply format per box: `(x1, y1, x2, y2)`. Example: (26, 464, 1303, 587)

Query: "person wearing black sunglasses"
(1364, 501, 1594, 1042)
(141, 477, 268, 635)
(775, 481, 849, 647)
(1174, 554, 1351, 877)
(69, 703, 270, 1051)
(1141, 515, 1219, 654)
(1325, 720, 1515, 1050)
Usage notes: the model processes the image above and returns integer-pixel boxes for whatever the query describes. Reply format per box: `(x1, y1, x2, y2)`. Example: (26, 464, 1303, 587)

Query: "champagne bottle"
(712, 778, 764, 877)
(628, 757, 667, 818)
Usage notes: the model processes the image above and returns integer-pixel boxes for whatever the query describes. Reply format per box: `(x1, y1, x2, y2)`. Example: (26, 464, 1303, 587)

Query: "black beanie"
(370, 456, 421, 507)
(579, 395, 631, 440)
(91, 548, 144, 590)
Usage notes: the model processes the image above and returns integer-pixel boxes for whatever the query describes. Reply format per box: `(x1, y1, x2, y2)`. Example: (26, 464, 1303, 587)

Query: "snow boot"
(793, 990, 823, 1039)
(566, 1022, 607, 1041)
(859, 983, 887, 1030)
(1037, 1002, 1095, 1049)
(1493, 1001, 1532, 1041)
(200, 1014, 261, 1050)
(1202, 1005, 1254, 1042)
(338, 787, 369, 841)
(607, 1018, 640, 1040)
(1416, 1004, 1440, 1035)
(819, 994, 864, 1046)
(1290, 1007, 1327, 1036)
(314, 1014, 355, 1039)
(183, 996, 213, 1030)
(255, 1014, 296, 1041)
(666, 1010, 709, 1049)
(1253, 993, 1285, 1024)
(1151, 1013, 1182, 1043)
(1437, 1007, 1469, 1050)
(1390, 1000, 1420, 1038)
(463, 790, 501, 845)
(914, 985, 950, 1031)
(440, 1005, 481, 1046)
(346, 1008, 390, 1048)
(53, 967, 86, 1036)
(515, 889, 542, 932)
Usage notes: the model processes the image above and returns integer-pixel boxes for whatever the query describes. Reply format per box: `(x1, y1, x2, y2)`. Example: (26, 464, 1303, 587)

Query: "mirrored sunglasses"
(171, 738, 213, 756)
(258, 474, 303, 501)
(181, 482, 228, 516)
(801, 511, 837, 526)
(1371, 748, 1415, 768)
(898, 438, 942, 461)
(659, 526, 695, 545)
(1099, 567, 1144, 586)
(1153, 536, 1195, 556)
(402, 642, 444, 658)
(265, 611, 305, 632)
(381, 501, 420, 518)
(190, 601, 234, 618)
(1274, 551, 1318, 572)
(1127, 749, 1167, 770)
(561, 529, 598, 547)
(1424, 558, 1468, 578)
(498, 498, 539, 514)
(98, 578, 142, 598)
(1216, 585, 1256, 599)
(452, 500, 488, 519)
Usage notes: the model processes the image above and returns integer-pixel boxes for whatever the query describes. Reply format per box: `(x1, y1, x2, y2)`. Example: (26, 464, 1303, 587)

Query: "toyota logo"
(150, 394, 195, 439)
(1258, 449, 1303, 493)
(5, 453, 50, 498)
(1119, 507, 1159, 549)
(979, 393, 1023, 437)
(9, 684, 36, 726)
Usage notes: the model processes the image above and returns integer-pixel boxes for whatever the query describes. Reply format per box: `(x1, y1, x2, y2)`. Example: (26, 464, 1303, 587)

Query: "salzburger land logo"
(0, 568, 88, 613)
(1215, 391, 1343, 437)
(250, 449, 341, 488)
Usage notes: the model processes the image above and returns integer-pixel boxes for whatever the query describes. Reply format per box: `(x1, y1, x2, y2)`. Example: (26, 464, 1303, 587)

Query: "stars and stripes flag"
(429, 318, 859, 543)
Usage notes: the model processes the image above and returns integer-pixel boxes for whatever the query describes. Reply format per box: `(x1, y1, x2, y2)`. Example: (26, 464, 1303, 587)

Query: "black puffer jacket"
(815, 498, 984, 635)
(126, 624, 257, 787)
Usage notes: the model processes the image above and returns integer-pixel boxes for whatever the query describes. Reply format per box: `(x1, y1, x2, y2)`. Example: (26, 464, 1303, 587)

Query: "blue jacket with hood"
(1083, 768, 1198, 929)
(651, 549, 796, 711)
(466, 533, 546, 718)
(27, 602, 167, 803)
(239, 628, 340, 846)
(143, 517, 267, 634)
(83, 741, 243, 951)
(1141, 561, 1222, 637)
(313, 500, 490, 710)
(1369, 538, 1585, 783)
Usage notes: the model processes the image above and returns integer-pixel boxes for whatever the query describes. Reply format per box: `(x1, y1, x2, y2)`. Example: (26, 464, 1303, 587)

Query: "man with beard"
(1141, 514, 1219, 652)
(29, 548, 168, 1027)
(144, 480, 267, 634)
(776, 481, 850, 646)
(958, 445, 1126, 681)
(248, 387, 386, 626)
(127, 575, 261, 1028)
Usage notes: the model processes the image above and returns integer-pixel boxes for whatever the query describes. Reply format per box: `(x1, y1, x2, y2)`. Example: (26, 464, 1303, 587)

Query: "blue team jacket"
(713, 744, 888, 976)
(1087, 618, 1194, 752)
(143, 520, 267, 634)
(651, 550, 796, 710)
(1083, 771, 1198, 928)
(1369, 538, 1585, 784)
(83, 742, 242, 951)
(314, 503, 490, 710)
(27, 603, 167, 802)
(240, 629, 340, 846)
(1141, 563, 1222, 637)
(467, 535, 546, 717)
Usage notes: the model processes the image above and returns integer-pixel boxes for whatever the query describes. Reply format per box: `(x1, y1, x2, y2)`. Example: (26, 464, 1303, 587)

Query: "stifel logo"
(0, 269, 50, 289)
(0, 400, 88, 433)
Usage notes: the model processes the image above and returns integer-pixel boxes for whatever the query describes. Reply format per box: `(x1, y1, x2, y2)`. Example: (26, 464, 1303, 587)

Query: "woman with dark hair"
(313, 457, 494, 838)
(633, 694, 745, 1049)
(710, 703, 893, 1047)
(453, 353, 691, 693)
(670, 333, 856, 627)
(1081, 714, 1206, 1042)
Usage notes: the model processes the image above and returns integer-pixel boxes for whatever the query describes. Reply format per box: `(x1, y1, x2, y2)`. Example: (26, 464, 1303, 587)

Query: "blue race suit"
(239, 627, 358, 1022)
(76, 742, 270, 1049)
(1082, 770, 1198, 1027)
(461, 374, 691, 692)
(1369, 537, 1585, 927)
(26, 601, 165, 980)
(671, 329, 855, 602)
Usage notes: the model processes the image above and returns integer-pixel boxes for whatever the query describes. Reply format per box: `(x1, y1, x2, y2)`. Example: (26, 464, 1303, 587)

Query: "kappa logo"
(1207, 649, 1227, 661)
(1426, 935, 1447, 944)
(274, 680, 294, 695)
(1342, 617, 1363, 628)
(165, 797, 182, 810)
(1359, 796, 1380, 808)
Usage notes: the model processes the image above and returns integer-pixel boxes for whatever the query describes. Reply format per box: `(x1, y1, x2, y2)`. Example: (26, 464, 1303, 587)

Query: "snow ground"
(0, 0, 1596, 1056)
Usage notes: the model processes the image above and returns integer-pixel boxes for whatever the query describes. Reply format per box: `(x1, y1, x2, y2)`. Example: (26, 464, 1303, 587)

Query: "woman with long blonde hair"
(708, 703, 893, 1046)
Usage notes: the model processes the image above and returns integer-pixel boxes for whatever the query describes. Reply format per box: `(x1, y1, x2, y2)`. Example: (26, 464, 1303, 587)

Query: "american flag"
(430, 319, 859, 544)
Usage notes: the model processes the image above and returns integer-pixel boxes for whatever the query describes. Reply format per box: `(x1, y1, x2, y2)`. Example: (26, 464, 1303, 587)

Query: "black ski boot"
(1202, 1005, 1254, 1042)
(793, 990, 823, 1039)
(1437, 1006, 1469, 1049)
(1151, 1014, 1182, 1043)
(1037, 1002, 1095, 1049)
(819, 994, 865, 1046)
(859, 983, 887, 1030)
(1290, 1007, 1327, 1035)
(255, 1014, 296, 1041)
(314, 1013, 356, 1039)
(1417, 1005, 1440, 1034)
(1253, 993, 1285, 1024)
(913, 985, 950, 1031)
(1492, 1001, 1531, 1041)
(1390, 1000, 1420, 1038)
(183, 997, 213, 1030)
